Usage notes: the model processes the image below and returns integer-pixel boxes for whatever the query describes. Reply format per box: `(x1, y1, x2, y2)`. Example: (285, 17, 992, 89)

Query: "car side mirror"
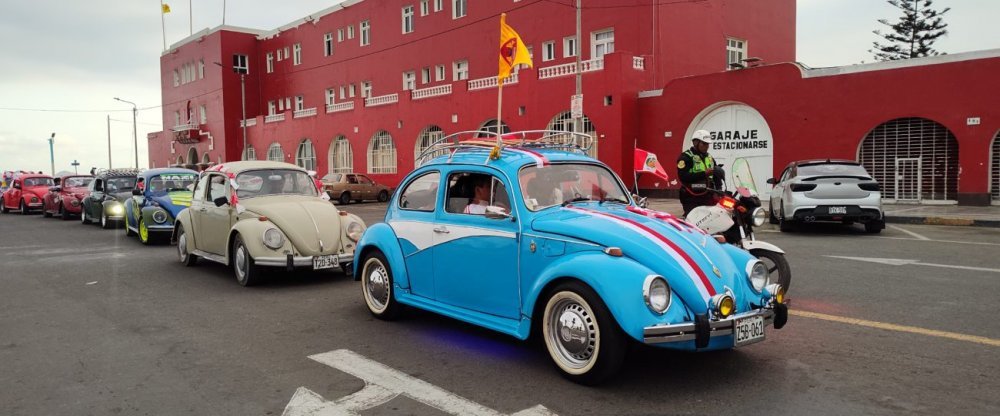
(766, 178, 777, 185)
(213, 196, 229, 207)
(631, 194, 648, 208)
(132, 189, 143, 196)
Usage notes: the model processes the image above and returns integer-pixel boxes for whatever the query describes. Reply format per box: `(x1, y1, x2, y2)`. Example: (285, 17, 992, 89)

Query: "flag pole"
(633, 139, 640, 196)
(160, 1, 167, 51)
(496, 81, 503, 147)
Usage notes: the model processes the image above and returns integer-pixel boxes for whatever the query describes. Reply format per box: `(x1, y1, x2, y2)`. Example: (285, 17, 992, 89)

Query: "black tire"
(768, 204, 779, 224)
(339, 192, 351, 205)
(360, 250, 402, 320)
(778, 205, 794, 233)
(749, 249, 792, 292)
(0, 198, 8, 214)
(176, 224, 198, 266)
(60, 204, 70, 220)
(100, 211, 113, 229)
(865, 220, 884, 234)
(232, 235, 262, 286)
(377, 190, 389, 203)
(541, 281, 626, 385)
(80, 206, 91, 224)
(20, 200, 29, 215)
(43, 205, 52, 218)
(124, 215, 136, 237)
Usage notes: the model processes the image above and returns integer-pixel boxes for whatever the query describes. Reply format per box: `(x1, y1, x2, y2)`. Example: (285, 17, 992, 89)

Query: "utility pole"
(47, 133, 55, 176)
(114, 97, 139, 169)
(574, 0, 583, 135)
(106, 115, 112, 169)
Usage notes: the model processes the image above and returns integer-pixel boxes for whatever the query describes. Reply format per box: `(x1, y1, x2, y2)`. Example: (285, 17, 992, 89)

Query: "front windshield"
(105, 177, 137, 193)
(147, 173, 197, 194)
(235, 169, 318, 199)
(24, 177, 54, 187)
(63, 177, 93, 188)
(519, 163, 630, 211)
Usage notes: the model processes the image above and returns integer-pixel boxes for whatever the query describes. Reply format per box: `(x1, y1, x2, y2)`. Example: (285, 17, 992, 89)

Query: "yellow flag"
(498, 13, 532, 86)
(162, 3, 171, 14)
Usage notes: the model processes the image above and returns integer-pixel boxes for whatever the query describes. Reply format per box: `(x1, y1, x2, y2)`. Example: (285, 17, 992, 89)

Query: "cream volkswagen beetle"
(172, 161, 366, 286)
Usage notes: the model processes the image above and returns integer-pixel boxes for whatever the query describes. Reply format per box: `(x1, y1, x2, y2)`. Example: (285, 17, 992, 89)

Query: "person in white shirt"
(463, 176, 491, 215)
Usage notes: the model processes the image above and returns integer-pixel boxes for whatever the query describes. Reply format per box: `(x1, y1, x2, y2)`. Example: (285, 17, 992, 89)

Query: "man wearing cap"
(677, 130, 722, 216)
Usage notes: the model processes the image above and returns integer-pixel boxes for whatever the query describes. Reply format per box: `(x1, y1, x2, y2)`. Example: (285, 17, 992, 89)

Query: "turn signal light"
(710, 294, 735, 318)
(339, 211, 349, 216)
(258, 216, 269, 222)
(603, 247, 623, 257)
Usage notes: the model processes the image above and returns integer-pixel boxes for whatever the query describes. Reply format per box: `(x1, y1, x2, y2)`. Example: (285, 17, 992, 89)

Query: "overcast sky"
(1, 0, 996, 174)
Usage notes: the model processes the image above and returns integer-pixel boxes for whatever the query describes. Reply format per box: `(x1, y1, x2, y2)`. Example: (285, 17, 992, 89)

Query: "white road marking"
(887, 224, 930, 240)
(874, 236, 1000, 247)
(826, 256, 1000, 273)
(283, 349, 556, 416)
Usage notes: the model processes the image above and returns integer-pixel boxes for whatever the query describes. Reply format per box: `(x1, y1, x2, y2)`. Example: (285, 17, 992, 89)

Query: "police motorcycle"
(684, 158, 792, 291)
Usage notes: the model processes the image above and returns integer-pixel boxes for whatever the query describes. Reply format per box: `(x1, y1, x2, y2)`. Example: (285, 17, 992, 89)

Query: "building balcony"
(264, 113, 285, 123)
(411, 84, 452, 100)
(171, 122, 200, 132)
(240, 118, 257, 127)
(537, 58, 605, 80)
(365, 93, 399, 107)
(293, 107, 317, 118)
(468, 73, 518, 91)
(327, 102, 354, 113)
(633, 56, 645, 70)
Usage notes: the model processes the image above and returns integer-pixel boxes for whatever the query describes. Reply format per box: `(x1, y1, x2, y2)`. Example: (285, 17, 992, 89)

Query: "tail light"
(858, 182, 880, 191)
(719, 196, 737, 210)
(790, 183, 817, 192)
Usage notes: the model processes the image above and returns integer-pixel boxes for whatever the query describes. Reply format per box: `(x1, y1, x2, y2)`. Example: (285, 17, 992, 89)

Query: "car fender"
(741, 239, 784, 254)
(140, 205, 172, 228)
(338, 212, 367, 252)
(352, 223, 410, 287)
(522, 251, 691, 342)
(171, 208, 193, 245)
(227, 218, 296, 265)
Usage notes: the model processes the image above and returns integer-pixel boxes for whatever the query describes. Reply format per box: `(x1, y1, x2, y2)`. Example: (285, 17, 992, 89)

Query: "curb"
(885, 216, 1000, 228)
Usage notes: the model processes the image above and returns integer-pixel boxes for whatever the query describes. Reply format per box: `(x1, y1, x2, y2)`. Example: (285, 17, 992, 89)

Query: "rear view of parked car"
(767, 159, 884, 233)
(321, 173, 392, 205)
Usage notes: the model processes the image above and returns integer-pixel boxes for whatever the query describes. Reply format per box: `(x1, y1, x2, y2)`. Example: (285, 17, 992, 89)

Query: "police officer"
(677, 130, 722, 216)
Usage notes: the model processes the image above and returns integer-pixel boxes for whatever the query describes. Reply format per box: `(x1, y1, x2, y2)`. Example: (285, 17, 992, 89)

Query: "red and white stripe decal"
(568, 206, 716, 300)
(507, 147, 549, 168)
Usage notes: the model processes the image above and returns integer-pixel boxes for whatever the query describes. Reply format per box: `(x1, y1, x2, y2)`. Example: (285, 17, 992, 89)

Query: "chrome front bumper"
(643, 306, 784, 345)
(255, 252, 355, 269)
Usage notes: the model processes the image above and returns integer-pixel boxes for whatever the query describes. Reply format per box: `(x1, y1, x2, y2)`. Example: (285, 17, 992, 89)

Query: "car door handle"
(433, 226, 450, 234)
(198, 207, 207, 212)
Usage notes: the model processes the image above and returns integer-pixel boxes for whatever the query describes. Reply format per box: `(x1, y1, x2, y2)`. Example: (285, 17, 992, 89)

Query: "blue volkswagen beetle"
(354, 131, 788, 384)
(124, 168, 198, 244)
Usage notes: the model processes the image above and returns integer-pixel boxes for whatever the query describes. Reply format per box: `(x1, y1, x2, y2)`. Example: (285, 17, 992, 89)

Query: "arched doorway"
(991, 130, 1000, 204)
(367, 130, 397, 174)
(329, 135, 353, 173)
(267, 142, 284, 162)
(547, 111, 597, 158)
(685, 102, 774, 199)
(187, 147, 199, 165)
(858, 117, 958, 203)
(296, 139, 317, 171)
(202, 153, 211, 164)
(242, 146, 257, 161)
(478, 119, 510, 137)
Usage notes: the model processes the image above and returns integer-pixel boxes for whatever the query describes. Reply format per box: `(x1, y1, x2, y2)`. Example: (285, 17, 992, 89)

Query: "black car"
(80, 169, 142, 229)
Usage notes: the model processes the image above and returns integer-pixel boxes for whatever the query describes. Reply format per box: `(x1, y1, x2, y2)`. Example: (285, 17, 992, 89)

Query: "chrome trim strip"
(643, 308, 775, 344)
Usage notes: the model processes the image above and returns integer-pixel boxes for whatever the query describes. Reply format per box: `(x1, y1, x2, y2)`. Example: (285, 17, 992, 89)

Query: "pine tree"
(870, 0, 950, 61)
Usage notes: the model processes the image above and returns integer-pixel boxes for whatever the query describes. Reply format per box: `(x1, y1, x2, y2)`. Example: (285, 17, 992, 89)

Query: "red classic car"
(0, 174, 54, 214)
(42, 175, 93, 219)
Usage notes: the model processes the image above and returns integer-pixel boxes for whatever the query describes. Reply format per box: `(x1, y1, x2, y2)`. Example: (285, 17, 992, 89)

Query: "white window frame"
(435, 64, 445, 81)
(347, 25, 355, 39)
(726, 37, 747, 70)
(324, 33, 334, 56)
(420, 0, 429, 16)
(402, 6, 414, 34)
(367, 131, 397, 174)
(591, 29, 615, 59)
(452, 60, 468, 81)
(295, 95, 305, 111)
(434, 0, 443, 12)
(349, 84, 357, 98)
(233, 54, 249, 75)
(330, 136, 353, 173)
(199, 105, 207, 124)
(276, 48, 283, 61)
(452, 0, 466, 19)
(293, 43, 302, 65)
(361, 81, 372, 98)
(402, 71, 416, 90)
(173, 70, 179, 87)
(421, 67, 431, 84)
(542, 41, 555, 62)
(360, 20, 370, 46)
(268, 100, 276, 115)
(339, 86, 346, 100)
(325, 88, 336, 106)
(266, 52, 274, 73)
(296, 139, 317, 171)
(267, 143, 284, 162)
(337, 28, 344, 42)
(198, 59, 205, 79)
(563, 36, 577, 58)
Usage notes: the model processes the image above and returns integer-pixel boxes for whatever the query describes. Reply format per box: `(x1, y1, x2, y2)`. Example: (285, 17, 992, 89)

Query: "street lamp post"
(114, 97, 139, 168)
(47, 133, 55, 176)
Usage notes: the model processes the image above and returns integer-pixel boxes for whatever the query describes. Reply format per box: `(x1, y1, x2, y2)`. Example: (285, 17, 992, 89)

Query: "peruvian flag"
(634, 148, 669, 181)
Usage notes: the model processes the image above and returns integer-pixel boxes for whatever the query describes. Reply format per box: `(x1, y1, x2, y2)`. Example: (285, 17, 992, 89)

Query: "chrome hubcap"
(177, 233, 187, 261)
(364, 261, 389, 311)
(235, 245, 247, 279)
(548, 296, 597, 368)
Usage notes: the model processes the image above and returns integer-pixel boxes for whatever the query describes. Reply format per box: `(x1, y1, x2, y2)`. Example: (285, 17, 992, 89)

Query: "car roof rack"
(93, 168, 143, 177)
(415, 130, 595, 167)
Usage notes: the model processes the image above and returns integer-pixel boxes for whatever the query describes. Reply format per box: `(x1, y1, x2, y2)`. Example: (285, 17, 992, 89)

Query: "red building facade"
(150, 0, 999, 205)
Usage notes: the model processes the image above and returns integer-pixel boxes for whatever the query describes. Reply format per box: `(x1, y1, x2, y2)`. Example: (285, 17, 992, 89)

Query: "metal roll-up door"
(992, 130, 1000, 203)
(858, 117, 959, 203)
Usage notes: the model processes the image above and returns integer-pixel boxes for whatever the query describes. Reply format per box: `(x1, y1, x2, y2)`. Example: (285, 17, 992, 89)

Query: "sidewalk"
(642, 198, 1000, 228)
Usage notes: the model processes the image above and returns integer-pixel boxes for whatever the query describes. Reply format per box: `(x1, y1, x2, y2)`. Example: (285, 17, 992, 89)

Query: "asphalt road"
(1, 202, 998, 416)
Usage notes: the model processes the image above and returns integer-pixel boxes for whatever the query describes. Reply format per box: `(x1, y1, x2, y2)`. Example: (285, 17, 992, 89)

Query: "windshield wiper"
(561, 197, 592, 206)
(600, 197, 630, 205)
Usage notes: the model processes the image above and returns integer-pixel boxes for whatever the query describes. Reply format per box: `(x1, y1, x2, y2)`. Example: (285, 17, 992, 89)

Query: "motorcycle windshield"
(729, 157, 758, 196)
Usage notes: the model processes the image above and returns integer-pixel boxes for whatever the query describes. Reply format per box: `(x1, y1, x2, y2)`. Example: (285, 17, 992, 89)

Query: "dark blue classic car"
(123, 168, 198, 244)
(353, 131, 789, 384)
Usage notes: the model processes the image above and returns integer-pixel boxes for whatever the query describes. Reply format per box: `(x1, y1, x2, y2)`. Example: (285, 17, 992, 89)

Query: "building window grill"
(415, 125, 444, 161)
(267, 142, 284, 162)
(368, 131, 397, 174)
(330, 136, 354, 173)
(296, 139, 316, 171)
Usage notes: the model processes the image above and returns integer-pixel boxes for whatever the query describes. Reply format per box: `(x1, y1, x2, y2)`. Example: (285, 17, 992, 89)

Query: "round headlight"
(751, 207, 766, 227)
(31, 196, 39, 203)
(747, 260, 768, 291)
(643, 275, 671, 314)
(263, 228, 285, 249)
(70, 199, 80, 207)
(710, 294, 735, 318)
(109, 204, 123, 214)
(346, 221, 364, 242)
(152, 210, 168, 224)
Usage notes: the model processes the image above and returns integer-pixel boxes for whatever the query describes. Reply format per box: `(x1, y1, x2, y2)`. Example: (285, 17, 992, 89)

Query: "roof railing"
(415, 130, 595, 167)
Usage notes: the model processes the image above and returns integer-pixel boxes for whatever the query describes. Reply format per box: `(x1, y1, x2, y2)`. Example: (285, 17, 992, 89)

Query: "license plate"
(734, 315, 766, 347)
(313, 255, 339, 270)
(828, 206, 847, 214)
